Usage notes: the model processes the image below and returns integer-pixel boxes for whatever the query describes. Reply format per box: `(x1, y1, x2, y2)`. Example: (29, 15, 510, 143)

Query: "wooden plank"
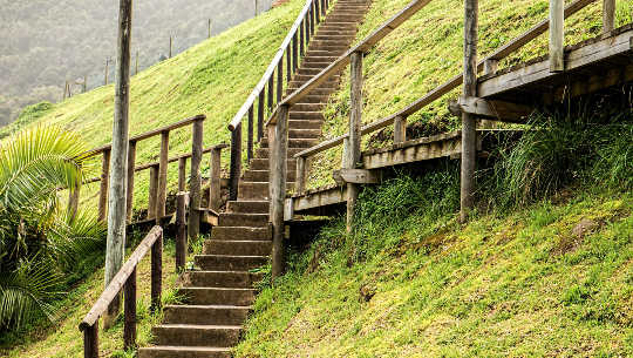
(448, 97, 534, 122)
(478, 29, 633, 97)
(293, 185, 347, 212)
(80, 226, 163, 330)
(333, 169, 381, 185)
(362, 133, 463, 169)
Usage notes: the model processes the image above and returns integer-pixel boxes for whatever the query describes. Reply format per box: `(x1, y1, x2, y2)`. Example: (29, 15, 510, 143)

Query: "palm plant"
(0, 126, 106, 331)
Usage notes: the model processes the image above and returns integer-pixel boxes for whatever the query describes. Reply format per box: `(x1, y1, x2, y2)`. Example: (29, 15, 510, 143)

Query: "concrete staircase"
(138, 1, 371, 357)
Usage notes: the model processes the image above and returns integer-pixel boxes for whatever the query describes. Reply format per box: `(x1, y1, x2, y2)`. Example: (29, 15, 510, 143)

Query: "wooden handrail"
(293, 0, 598, 159)
(79, 225, 163, 331)
(228, 0, 315, 131)
(86, 114, 206, 157)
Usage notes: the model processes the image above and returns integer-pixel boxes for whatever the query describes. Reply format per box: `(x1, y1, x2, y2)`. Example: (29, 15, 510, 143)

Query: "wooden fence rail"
(226, 0, 331, 200)
(79, 226, 163, 358)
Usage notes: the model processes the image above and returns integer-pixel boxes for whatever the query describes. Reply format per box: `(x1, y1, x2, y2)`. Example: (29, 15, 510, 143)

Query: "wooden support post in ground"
(480, 60, 499, 129)
(296, 156, 306, 194)
(347, 52, 363, 233)
(68, 180, 81, 222)
(292, 34, 299, 72)
(175, 192, 187, 271)
(156, 131, 169, 222)
(269, 105, 289, 278)
(393, 115, 407, 144)
(286, 48, 292, 81)
(209, 148, 222, 211)
(550, 0, 565, 72)
(123, 268, 136, 350)
(98, 149, 110, 222)
(189, 118, 204, 240)
(178, 157, 187, 192)
(83, 321, 99, 358)
(268, 77, 274, 112)
(258, 93, 265, 141)
(460, 0, 478, 222)
(248, 105, 254, 161)
(148, 165, 159, 220)
(603, 0, 615, 33)
(126, 141, 136, 222)
(229, 124, 242, 201)
(300, 19, 306, 56)
(277, 60, 283, 104)
(150, 236, 162, 312)
(104, 0, 133, 330)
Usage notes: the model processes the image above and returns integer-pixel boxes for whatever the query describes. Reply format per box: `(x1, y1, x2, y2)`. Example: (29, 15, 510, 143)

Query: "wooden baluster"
(309, 5, 315, 35)
(68, 179, 81, 222)
(258, 93, 265, 141)
(461, 0, 479, 222)
(189, 118, 204, 240)
(347, 52, 363, 233)
(209, 147, 222, 211)
(305, 13, 312, 45)
(148, 164, 159, 220)
(156, 131, 170, 223)
(98, 149, 110, 222)
(176, 192, 187, 271)
(321, 0, 326, 16)
(248, 106, 254, 161)
(277, 60, 283, 103)
(268, 76, 274, 112)
(229, 124, 242, 201)
(126, 140, 137, 222)
(603, 0, 615, 33)
(123, 267, 136, 350)
(296, 156, 306, 194)
(300, 19, 305, 57)
(549, 0, 564, 72)
(286, 47, 292, 79)
(315, 0, 321, 24)
(269, 105, 289, 278)
(151, 230, 163, 312)
(393, 115, 407, 144)
(83, 321, 99, 358)
(480, 60, 499, 129)
(292, 34, 299, 72)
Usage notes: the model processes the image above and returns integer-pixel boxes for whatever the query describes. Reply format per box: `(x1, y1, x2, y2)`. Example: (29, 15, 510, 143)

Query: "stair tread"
(165, 304, 252, 310)
(140, 346, 231, 352)
(156, 324, 242, 330)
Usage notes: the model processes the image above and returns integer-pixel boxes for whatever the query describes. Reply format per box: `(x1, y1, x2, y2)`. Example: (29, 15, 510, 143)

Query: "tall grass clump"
(483, 111, 632, 209)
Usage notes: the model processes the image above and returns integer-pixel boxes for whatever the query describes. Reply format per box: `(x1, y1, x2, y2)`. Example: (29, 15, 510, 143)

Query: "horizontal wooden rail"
(134, 144, 229, 171)
(79, 226, 163, 331)
(87, 114, 206, 157)
(228, 0, 315, 131)
(293, 0, 598, 159)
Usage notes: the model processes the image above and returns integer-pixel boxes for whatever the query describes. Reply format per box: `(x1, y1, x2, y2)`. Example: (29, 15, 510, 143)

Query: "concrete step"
(292, 103, 327, 112)
(163, 305, 250, 326)
(292, 93, 330, 103)
(181, 287, 256, 306)
(288, 80, 337, 90)
(195, 254, 269, 271)
(289, 128, 321, 138)
(287, 87, 336, 96)
(293, 73, 340, 83)
(260, 137, 318, 148)
(238, 181, 294, 200)
(203, 240, 272, 256)
(153, 324, 241, 347)
(211, 225, 271, 241)
(219, 213, 268, 227)
(301, 61, 335, 70)
(243, 169, 297, 183)
(227, 200, 270, 213)
(183, 271, 263, 288)
(303, 55, 341, 63)
(138, 346, 231, 358)
(255, 148, 304, 159)
(251, 158, 297, 171)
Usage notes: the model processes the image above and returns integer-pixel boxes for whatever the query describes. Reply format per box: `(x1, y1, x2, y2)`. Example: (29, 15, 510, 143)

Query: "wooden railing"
(79, 226, 163, 358)
(265, 0, 619, 274)
(226, 0, 332, 200)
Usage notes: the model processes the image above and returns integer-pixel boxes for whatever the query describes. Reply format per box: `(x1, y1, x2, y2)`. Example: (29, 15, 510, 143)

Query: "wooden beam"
(550, 0, 565, 72)
(292, 185, 347, 213)
(448, 97, 534, 122)
(333, 169, 381, 185)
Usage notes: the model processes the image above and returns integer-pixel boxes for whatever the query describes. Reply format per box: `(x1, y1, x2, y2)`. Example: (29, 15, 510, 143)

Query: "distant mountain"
(0, 0, 274, 127)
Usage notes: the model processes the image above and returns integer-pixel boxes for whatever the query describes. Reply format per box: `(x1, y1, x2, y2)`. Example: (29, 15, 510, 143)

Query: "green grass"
(0, 234, 184, 358)
(234, 180, 633, 357)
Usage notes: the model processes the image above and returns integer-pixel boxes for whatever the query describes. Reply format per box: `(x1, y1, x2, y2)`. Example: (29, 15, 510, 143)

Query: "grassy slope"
(236, 187, 632, 357)
(308, 0, 633, 188)
(0, 0, 303, 211)
(2, 236, 183, 358)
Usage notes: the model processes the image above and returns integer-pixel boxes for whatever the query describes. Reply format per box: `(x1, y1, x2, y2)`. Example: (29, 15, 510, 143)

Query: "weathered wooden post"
(176, 192, 187, 271)
(549, 0, 565, 72)
(603, 0, 616, 33)
(104, 0, 133, 329)
(346, 52, 363, 233)
(277, 60, 283, 104)
(258, 93, 265, 141)
(393, 115, 407, 144)
(255, 0, 259, 16)
(68, 180, 81, 222)
(83, 75, 88, 93)
(104, 58, 110, 85)
(209, 147, 222, 211)
(480, 60, 499, 129)
(248, 106, 254, 161)
(268, 77, 274, 112)
(287, 47, 292, 80)
(126, 141, 136, 222)
(296, 156, 306, 194)
(135, 51, 139, 75)
(123, 268, 136, 350)
(300, 19, 306, 56)
(189, 117, 204, 240)
(148, 164, 159, 220)
(229, 124, 242, 201)
(83, 321, 99, 358)
(269, 105, 289, 278)
(98, 149, 110, 222)
(460, 0, 478, 222)
(169, 36, 173, 59)
(151, 231, 163, 311)
(292, 34, 299, 72)
(208, 18, 212, 39)
(156, 131, 170, 223)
